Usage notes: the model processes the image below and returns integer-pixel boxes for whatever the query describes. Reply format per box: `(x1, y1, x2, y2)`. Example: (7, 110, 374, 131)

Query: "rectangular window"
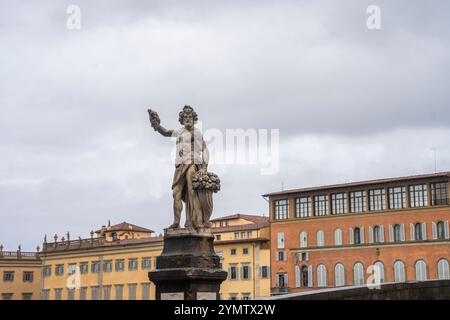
(55, 265, 64, 276)
(230, 248, 236, 256)
(369, 188, 386, 211)
(229, 266, 238, 280)
(91, 261, 100, 273)
(79, 262, 88, 274)
(141, 257, 151, 270)
(54, 288, 62, 300)
(67, 289, 75, 300)
(241, 231, 246, 239)
(142, 283, 150, 300)
(242, 294, 251, 300)
(23, 272, 33, 283)
(80, 287, 87, 300)
(431, 182, 449, 206)
(2, 293, 13, 300)
(242, 265, 250, 279)
(42, 266, 51, 277)
(115, 259, 125, 272)
(103, 286, 111, 300)
(216, 234, 221, 241)
(273, 199, 289, 220)
(41, 290, 50, 300)
(277, 251, 285, 261)
(68, 264, 77, 275)
(389, 186, 406, 209)
(234, 232, 240, 239)
(410, 184, 428, 207)
(115, 285, 123, 300)
(247, 231, 252, 238)
(91, 286, 99, 300)
(331, 193, 347, 214)
(243, 248, 249, 255)
(296, 196, 312, 218)
(128, 284, 137, 300)
(103, 261, 112, 272)
(314, 195, 328, 216)
(22, 293, 32, 300)
(3, 271, 14, 282)
(350, 191, 366, 213)
(261, 266, 269, 278)
(128, 259, 138, 271)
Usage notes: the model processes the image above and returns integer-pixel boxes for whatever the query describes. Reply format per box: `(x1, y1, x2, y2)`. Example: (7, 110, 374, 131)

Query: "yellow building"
(37, 215, 271, 300)
(0, 245, 42, 300)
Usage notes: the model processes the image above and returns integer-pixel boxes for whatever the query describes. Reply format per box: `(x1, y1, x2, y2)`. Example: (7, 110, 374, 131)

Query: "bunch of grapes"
(192, 171, 221, 192)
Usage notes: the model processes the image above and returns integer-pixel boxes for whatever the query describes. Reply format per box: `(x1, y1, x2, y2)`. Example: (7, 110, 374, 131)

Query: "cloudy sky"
(1, 1, 449, 250)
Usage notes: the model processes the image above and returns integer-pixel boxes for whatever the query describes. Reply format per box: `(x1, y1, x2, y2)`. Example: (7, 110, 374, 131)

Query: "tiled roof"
(95, 222, 153, 234)
(210, 214, 268, 224)
(263, 171, 450, 197)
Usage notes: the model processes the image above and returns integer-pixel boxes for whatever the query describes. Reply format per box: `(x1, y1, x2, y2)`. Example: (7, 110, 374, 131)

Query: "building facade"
(264, 172, 450, 295)
(35, 215, 270, 300)
(0, 246, 42, 300)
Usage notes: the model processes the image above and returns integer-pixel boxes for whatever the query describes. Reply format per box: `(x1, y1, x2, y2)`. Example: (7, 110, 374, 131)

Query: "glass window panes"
(369, 189, 386, 211)
(274, 199, 289, 220)
(331, 193, 347, 215)
(431, 182, 449, 206)
(388, 186, 406, 209)
(314, 195, 328, 216)
(350, 191, 366, 213)
(296, 196, 311, 218)
(410, 184, 428, 207)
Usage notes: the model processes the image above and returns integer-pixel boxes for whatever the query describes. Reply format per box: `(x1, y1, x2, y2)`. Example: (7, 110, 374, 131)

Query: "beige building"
(0, 245, 42, 300)
(35, 214, 271, 300)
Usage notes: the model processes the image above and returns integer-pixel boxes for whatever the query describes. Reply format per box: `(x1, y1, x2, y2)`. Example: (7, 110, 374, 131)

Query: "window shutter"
(295, 266, 300, 288)
(380, 225, 384, 243)
(389, 225, 394, 242)
(275, 252, 279, 261)
(410, 223, 415, 240)
(349, 228, 354, 245)
(308, 265, 313, 287)
(360, 227, 365, 244)
(368, 226, 373, 243)
(275, 274, 280, 287)
(401, 224, 406, 241)
(421, 223, 427, 240)
(248, 266, 252, 280)
(432, 222, 437, 240)
(227, 268, 231, 280)
(306, 252, 309, 261)
(445, 221, 449, 239)
(283, 274, 288, 288)
(277, 232, 285, 249)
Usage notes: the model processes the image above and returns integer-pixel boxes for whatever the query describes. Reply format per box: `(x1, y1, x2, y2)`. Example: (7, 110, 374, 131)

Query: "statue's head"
(178, 105, 198, 129)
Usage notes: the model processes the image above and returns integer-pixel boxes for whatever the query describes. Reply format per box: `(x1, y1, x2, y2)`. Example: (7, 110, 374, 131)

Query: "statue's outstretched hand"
(148, 109, 161, 130)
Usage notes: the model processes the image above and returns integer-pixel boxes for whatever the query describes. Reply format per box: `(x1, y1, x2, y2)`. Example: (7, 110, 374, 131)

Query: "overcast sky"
(1, 0, 450, 251)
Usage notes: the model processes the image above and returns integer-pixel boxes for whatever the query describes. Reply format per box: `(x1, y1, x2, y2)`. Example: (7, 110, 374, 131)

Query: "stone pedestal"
(148, 228, 227, 300)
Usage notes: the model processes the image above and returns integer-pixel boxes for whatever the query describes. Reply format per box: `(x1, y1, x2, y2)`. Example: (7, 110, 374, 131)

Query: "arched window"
(334, 263, 345, 287)
(373, 225, 380, 243)
(437, 259, 450, 280)
(415, 260, 427, 281)
(334, 229, 342, 246)
(317, 264, 327, 287)
(353, 262, 364, 285)
(301, 266, 309, 287)
(437, 221, 445, 239)
(316, 230, 325, 247)
(394, 224, 401, 242)
(354, 228, 361, 245)
(300, 231, 308, 248)
(415, 223, 423, 240)
(374, 261, 385, 283)
(393, 260, 406, 283)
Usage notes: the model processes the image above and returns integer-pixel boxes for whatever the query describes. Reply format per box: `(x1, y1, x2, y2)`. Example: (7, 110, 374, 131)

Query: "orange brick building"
(264, 172, 450, 295)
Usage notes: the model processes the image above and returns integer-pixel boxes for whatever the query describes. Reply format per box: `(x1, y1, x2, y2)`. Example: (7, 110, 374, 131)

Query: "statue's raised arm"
(147, 109, 173, 137)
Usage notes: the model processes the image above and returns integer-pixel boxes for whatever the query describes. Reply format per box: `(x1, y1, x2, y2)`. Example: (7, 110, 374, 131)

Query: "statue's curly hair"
(178, 105, 198, 125)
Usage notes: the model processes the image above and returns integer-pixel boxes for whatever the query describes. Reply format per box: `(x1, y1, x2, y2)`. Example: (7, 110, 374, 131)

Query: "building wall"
(0, 254, 41, 300)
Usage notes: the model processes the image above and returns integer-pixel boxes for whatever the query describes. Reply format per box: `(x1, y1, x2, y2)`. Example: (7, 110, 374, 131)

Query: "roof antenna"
(108, 219, 111, 227)
(431, 147, 439, 173)
(281, 180, 284, 191)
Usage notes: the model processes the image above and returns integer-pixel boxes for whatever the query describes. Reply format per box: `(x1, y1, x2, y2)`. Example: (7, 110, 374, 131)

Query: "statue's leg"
(186, 165, 202, 228)
(171, 183, 183, 229)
